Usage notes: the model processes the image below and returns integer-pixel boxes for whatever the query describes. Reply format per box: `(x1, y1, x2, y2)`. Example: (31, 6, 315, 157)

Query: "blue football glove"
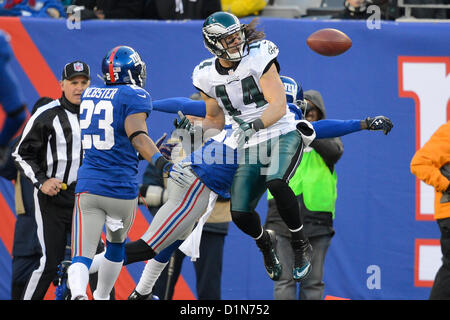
(365, 116, 393, 135)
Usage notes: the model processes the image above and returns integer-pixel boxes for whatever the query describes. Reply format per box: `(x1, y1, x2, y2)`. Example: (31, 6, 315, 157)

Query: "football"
(306, 28, 352, 57)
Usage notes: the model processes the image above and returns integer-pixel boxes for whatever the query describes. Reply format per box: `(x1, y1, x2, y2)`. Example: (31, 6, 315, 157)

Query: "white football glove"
(169, 162, 194, 188)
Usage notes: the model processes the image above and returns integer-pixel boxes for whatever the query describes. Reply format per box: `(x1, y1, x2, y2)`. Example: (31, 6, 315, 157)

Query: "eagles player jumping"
(191, 11, 316, 282)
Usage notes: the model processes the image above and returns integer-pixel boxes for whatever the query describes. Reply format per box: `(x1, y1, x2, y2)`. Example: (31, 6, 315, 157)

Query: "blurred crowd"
(0, 0, 447, 20)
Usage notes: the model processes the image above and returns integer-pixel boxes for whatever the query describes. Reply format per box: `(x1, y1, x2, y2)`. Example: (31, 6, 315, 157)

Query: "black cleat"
(256, 229, 282, 281)
(292, 239, 313, 282)
(128, 289, 159, 300)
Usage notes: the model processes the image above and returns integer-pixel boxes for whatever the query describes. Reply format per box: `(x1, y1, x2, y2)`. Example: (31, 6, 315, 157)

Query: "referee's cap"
(62, 61, 90, 80)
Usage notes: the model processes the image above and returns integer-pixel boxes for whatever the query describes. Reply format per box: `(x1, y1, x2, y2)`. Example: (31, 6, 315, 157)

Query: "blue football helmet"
(280, 75, 303, 104)
(102, 46, 146, 87)
(281, 75, 308, 119)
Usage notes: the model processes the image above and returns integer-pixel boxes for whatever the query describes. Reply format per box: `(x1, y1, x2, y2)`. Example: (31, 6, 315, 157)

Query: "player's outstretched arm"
(311, 116, 394, 139)
(152, 97, 206, 118)
(125, 112, 172, 175)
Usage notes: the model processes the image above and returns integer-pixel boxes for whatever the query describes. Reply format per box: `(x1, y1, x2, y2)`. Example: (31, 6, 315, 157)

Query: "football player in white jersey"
(189, 11, 314, 282)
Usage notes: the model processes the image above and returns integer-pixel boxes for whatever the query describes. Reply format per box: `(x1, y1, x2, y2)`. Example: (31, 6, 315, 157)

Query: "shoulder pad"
(193, 57, 215, 91)
(248, 40, 279, 59)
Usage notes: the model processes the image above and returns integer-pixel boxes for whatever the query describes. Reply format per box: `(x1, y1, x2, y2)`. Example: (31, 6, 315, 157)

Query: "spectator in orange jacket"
(410, 121, 450, 299)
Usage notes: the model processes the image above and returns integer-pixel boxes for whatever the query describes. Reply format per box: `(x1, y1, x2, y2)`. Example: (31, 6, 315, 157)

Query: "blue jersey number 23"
(80, 99, 115, 150)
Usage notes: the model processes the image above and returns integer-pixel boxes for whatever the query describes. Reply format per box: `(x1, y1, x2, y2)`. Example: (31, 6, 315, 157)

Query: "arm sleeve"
(152, 97, 206, 117)
(312, 119, 362, 139)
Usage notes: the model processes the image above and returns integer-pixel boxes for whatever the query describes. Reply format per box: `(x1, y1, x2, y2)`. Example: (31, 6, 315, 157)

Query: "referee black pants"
(22, 187, 74, 300)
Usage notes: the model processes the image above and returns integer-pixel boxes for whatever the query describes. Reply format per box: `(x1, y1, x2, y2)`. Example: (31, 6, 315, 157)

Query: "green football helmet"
(202, 11, 248, 62)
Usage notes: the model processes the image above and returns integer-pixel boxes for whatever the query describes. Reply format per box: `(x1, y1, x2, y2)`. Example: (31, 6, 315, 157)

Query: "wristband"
(152, 152, 172, 175)
(151, 152, 163, 165)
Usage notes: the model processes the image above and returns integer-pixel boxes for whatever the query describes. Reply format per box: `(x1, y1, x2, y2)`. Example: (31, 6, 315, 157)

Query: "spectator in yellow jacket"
(221, 0, 266, 17)
(410, 121, 450, 299)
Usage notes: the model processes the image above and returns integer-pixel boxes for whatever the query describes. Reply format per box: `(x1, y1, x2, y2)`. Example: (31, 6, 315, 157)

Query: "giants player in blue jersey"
(0, 30, 27, 165)
(67, 45, 174, 300)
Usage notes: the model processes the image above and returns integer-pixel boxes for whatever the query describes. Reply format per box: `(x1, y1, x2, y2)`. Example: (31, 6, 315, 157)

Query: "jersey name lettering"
(83, 87, 119, 100)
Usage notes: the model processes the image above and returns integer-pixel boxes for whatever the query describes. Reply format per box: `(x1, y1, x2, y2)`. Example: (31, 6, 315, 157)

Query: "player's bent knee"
(266, 178, 288, 196)
(231, 210, 262, 238)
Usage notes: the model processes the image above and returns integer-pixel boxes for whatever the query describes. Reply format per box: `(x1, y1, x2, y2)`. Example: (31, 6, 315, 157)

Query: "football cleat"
(256, 229, 282, 281)
(128, 289, 159, 300)
(292, 239, 313, 282)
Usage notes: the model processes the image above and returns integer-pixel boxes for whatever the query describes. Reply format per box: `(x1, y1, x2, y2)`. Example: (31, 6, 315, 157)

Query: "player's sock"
(135, 259, 168, 295)
(289, 225, 307, 242)
(266, 179, 307, 242)
(67, 262, 89, 300)
(93, 256, 123, 300)
(231, 210, 263, 238)
(88, 251, 105, 274)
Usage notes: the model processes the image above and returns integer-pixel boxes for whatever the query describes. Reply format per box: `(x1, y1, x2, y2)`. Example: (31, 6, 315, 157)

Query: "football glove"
(155, 133, 167, 148)
(365, 116, 393, 135)
(174, 111, 192, 131)
(169, 162, 195, 188)
(159, 141, 179, 160)
(232, 116, 264, 148)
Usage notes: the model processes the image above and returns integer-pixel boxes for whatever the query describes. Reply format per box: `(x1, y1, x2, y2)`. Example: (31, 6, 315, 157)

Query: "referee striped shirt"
(12, 98, 81, 189)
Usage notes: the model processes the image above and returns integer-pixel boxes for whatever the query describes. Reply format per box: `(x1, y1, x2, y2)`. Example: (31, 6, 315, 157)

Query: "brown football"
(306, 28, 352, 57)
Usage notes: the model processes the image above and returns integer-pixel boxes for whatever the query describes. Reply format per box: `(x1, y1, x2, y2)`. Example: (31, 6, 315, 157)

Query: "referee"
(12, 61, 90, 300)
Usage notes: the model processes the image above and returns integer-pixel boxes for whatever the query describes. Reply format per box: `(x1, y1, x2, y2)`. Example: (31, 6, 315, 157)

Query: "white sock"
(93, 257, 123, 300)
(136, 259, 168, 295)
(68, 262, 89, 300)
(89, 251, 105, 274)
